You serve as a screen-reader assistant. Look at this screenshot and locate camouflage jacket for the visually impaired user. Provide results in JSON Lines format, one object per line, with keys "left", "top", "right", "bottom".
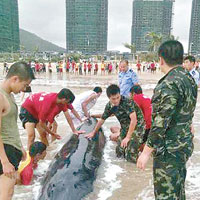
{"left": 102, "top": 96, "right": 145, "bottom": 138}
{"left": 147, "top": 66, "right": 197, "bottom": 162}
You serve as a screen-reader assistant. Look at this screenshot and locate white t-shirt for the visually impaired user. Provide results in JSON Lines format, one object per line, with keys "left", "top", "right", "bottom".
{"left": 190, "top": 68, "right": 199, "bottom": 85}
{"left": 72, "top": 90, "right": 97, "bottom": 116}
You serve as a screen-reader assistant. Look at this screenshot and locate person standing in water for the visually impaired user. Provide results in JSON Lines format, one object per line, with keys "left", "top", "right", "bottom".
{"left": 0, "top": 61, "right": 35, "bottom": 200}
{"left": 137, "top": 40, "right": 197, "bottom": 199}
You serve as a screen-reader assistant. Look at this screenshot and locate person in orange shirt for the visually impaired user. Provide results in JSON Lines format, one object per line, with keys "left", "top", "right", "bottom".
{"left": 101, "top": 61, "right": 105, "bottom": 75}
{"left": 17, "top": 142, "right": 47, "bottom": 185}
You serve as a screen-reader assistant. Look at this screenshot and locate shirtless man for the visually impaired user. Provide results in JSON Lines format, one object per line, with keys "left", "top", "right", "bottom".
{"left": 0, "top": 61, "right": 35, "bottom": 200}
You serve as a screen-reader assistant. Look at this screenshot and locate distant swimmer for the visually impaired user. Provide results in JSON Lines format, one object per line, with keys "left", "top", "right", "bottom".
{"left": 17, "top": 142, "right": 47, "bottom": 185}
{"left": 85, "top": 84, "right": 145, "bottom": 163}
{"left": 70, "top": 87, "right": 102, "bottom": 128}
{"left": 19, "top": 89, "right": 84, "bottom": 150}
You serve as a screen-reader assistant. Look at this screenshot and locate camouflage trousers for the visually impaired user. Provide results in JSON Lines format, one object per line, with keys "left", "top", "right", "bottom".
{"left": 153, "top": 153, "right": 187, "bottom": 200}
{"left": 115, "top": 127, "right": 144, "bottom": 163}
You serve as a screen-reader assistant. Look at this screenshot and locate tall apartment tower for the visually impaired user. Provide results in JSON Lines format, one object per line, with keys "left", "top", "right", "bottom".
{"left": 188, "top": 0, "right": 200, "bottom": 55}
{"left": 0, "top": 0, "right": 20, "bottom": 52}
{"left": 131, "top": 0, "right": 174, "bottom": 52}
{"left": 66, "top": 0, "right": 108, "bottom": 55}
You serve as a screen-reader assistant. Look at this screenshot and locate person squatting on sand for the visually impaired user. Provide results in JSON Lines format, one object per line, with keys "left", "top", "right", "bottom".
{"left": 0, "top": 62, "right": 35, "bottom": 200}
{"left": 137, "top": 40, "right": 197, "bottom": 199}
{"left": 85, "top": 84, "right": 145, "bottom": 163}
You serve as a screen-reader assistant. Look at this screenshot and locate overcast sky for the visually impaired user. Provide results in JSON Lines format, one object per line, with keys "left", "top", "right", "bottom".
{"left": 18, "top": 0, "right": 192, "bottom": 53}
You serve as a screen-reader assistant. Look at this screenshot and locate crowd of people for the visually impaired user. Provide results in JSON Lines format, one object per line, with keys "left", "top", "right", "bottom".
{"left": 24, "top": 60, "right": 120, "bottom": 76}
{"left": 0, "top": 40, "right": 199, "bottom": 200}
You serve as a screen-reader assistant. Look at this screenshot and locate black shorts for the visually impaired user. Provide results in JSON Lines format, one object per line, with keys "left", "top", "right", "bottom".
{"left": 19, "top": 107, "right": 39, "bottom": 128}
{"left": 0, "top": 144, "right": 22, "bottom": 175}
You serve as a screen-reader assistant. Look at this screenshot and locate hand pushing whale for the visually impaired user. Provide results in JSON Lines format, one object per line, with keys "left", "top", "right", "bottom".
{"left": 38, "top": 117, "right": 106, "bottom": 200}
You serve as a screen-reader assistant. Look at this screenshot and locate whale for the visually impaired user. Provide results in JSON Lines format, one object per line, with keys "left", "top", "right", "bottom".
{"left": 37, "top": 117, "right": 106, "bottom": 200}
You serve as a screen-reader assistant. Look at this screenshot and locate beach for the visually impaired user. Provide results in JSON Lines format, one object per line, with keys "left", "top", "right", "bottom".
{"left": 0, "top": 67, "right": 199, "bottom": 200}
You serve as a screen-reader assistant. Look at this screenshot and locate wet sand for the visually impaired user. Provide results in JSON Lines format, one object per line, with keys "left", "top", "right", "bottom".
{"left": 0, "top": 68, "right": 199, "bottom": 200}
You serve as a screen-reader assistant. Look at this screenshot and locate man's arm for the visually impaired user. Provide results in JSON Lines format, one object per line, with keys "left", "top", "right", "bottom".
{"left": 81, "top": 93, "right": 97, "bottom": 118}
{"left": 137, "top": 145, "right": 154, "bottom": 170}
{"left": 91, "top": 114, "right": 103, "bottom": 118}
{"left": 64, "top": 111, "right": 84, "bottom": 135}
{"left": 120, "top": 112, "right": 137, "bottom": 148}
{"left": 71, "top": 109, "right": 82, "bottom": 122}
{"left": 85, "top": 119, "right": 105, "bottom": 139}
{"left": 131, "top": 71, "right": 139, "bottom": 85}
{"left": 38, "top": 121, "right": 61, "bottom": 139}
{"left": 85, "top": 102, "right": 111, "bottom": 139}
{"left": 0, "top": 95, "right": 15, "bottom": 179}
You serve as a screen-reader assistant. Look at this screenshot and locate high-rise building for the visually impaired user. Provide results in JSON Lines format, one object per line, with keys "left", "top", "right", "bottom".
{"left": 188, "top": 0, "right": 200, "bottom": 55}
{"left": 66, "top": 0, "right": 108, "bottom": 55}
{"left": 0, "top": 0, "right": 20, "bottom": 52}
{"left": 131, "top": 0, "right": 174, "bottom": 52}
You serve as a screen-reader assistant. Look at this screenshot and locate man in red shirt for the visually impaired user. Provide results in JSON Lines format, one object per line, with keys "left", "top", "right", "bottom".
{"left": 150, "top": 62, "right": 156, "bottom": 73}
{"left": 87, "top": 62, "right": 92, "bottom": 75}
{"left": 66, "top": 61, "right": 70, "bottom": 73}
{"left": 35, "top": 62, "right": 40, "bottom": 73}
{"left": 19, "top": 89, "right": 83, "bottom": 149}
{"left": 84, "top": 61, "right": 87, "bottom": 75}
{"left": 46, "top": 103, "right": 82, "bottom": 142}
{"left": 94, "top": 62, "right": 98, "bottom": 75}
{"left": 72, "top": 61, "right": 76, "bottom": 73}
{"left": 130, "top": 85, "right": 152, "bottom": 143}
{"left": 136, "top": 62, "right": 141, "bottom": 74}
{"left": 17, "top": 141, "right": 47, "bottom": 185}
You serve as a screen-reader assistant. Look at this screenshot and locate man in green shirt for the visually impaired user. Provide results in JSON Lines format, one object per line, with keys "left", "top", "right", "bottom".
{"left": 137, "top": 41, "right": 197, "bottom": 199}
{"left": 0, "top": 62, "right": 35, "bottom": 200}
{"left": 85, "top": 84, "right": 145, "bottom": 163}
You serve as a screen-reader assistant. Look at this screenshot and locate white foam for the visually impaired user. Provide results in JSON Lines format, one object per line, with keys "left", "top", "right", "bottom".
{"left": 96, "top": 129, "right": 124, "bottom": 200}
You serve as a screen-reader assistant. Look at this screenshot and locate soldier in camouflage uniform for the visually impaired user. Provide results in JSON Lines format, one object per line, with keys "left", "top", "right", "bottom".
{"left": 137, "top": 40, "right": 197, "bottom": 199}
{"left": 85, "top": 84, "right": 145, "bottom": 163}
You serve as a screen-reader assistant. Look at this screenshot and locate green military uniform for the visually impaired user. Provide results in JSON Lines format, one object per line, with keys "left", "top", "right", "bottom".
{"left": 102, "top": 96, "right": 145, "bottom": 163}
{"left": 146, "top": 66, "right": 197, "bottom": 199}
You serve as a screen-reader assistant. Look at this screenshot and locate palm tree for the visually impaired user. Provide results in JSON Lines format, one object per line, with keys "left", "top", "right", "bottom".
{"left": 124, "top": 43, "right": 136, "bottom": 61}
{"left": 168, "top": 34, "right": 179, "bottom": 41}
{"left": 124, "top": 43, "right": 136, "bottom": 54}
{"left": 146, "top": 32, "right": 163, "bottom": 52}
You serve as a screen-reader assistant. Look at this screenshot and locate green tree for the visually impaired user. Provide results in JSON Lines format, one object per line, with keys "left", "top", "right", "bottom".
{"left": 168, "top": 34, "right": 179, "bottom": 41}
{"left": 124, "top": 43, "right": 136, "bottom": 61}
{"left": 146, "top": 32, "right": 163, "bottom": 52}
{"left": 124, "top": 43, "right": 136, "bottom": 54}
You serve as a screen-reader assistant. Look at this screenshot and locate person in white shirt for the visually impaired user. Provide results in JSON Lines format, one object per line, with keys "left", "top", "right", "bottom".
{"left": 70, "top": 87, "right": 102, "bottom": 127}
{"left": 184, "top": 55, "right": 199, "bottom": 85}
